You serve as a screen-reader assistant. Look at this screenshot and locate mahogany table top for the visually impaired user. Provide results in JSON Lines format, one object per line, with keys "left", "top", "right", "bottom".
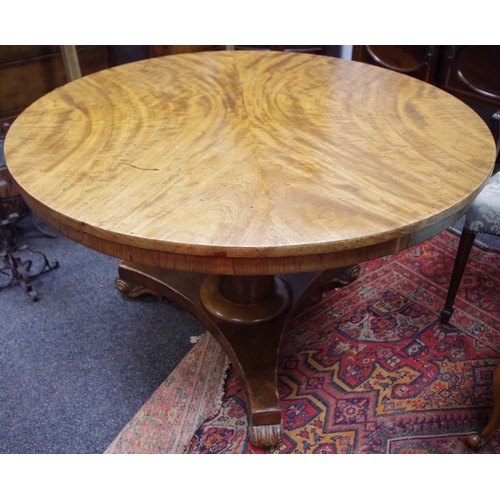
{"left": 4, "top": 51, "right": 496, "bottom": 275}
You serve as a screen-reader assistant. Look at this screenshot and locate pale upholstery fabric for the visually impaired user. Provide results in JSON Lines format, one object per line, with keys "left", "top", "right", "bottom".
{"left": 465, "top": 172, "right": 500, "bottom": 236}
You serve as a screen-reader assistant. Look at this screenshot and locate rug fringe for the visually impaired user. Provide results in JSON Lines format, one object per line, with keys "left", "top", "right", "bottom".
{"left": 104, "top": 332, "right": 230, "bottom": 454}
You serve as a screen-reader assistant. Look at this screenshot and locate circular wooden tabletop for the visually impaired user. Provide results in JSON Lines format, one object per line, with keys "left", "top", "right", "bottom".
{"left": 4, "top": 51, "right": 496, "bottom": 275}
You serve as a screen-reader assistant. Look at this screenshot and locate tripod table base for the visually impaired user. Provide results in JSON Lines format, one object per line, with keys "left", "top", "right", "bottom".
{"left": 115, "top": 261, "right": 359, "bottom": 447}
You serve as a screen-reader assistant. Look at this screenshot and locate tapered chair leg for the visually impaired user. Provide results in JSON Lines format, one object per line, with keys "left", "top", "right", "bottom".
{"left": 440, "top": 230, "right": 477, "bottom": 324}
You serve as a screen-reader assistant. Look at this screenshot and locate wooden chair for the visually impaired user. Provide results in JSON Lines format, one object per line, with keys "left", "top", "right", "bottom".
{"left": 440, "top": 110, "right": 500, "bottom": 451}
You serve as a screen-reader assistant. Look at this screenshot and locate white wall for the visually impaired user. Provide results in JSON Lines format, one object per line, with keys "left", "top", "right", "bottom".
{"left": 340, "top": 45, "right": 353, "bottom": 60}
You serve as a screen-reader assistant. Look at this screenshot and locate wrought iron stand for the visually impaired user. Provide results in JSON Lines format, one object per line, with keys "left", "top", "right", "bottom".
{"left": 0, "top": 182, "right": 59, "bottom": 300}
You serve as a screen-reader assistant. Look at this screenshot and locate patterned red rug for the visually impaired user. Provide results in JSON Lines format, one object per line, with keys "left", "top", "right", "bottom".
{"left": 106, "top": 229, "right": 500, "bottom": 454}
{"left": 105, "top": 332, "right": 230, "bottom": 454}
{"left": 185, "top": 230, "right": 500, "bottom": 453}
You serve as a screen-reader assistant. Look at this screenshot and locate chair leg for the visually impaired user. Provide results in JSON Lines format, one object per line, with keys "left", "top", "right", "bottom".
{"left": 440, "top": 230, "right": 477, "bottom": 324}
{"left": 467, "top": 361, "right": 500, "bottom": 451}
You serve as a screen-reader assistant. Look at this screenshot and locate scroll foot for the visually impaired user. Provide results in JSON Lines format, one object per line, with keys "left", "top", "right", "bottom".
{"left": 114, "top": 277, "right": 159, "bottom": 299}
{"left": 248, "top": 423, "right": 283, "bottom": 448}
{"left": 327, "top": 264, "right": 361, "bottom": 288}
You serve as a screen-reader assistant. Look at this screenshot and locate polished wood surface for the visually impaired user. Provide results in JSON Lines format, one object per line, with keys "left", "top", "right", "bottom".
{"left": 4, "top": 51, "right": 495, "bottom": 275}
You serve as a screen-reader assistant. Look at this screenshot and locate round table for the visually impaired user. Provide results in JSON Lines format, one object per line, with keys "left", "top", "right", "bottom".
{"left": 4, "top": 50, "right": 496, "bottom": 447}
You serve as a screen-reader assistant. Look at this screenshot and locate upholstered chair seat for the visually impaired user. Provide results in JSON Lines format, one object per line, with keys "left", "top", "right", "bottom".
{"left": 465, "top": 172, "right": 500, "bottom": 236}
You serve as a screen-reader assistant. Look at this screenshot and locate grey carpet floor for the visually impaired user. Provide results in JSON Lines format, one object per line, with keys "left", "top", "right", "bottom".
{"left": 1, "top": 216, "right": 205, "bottom": 453}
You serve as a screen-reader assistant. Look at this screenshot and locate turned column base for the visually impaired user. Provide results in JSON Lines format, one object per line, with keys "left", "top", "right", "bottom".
{"left": 200, "top": 275, "right": 292, "bottom": 324}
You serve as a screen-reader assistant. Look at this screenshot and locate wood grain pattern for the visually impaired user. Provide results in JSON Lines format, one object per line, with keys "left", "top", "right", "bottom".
{"left": 4, "top": 51, "right": 496, "bottom": 275}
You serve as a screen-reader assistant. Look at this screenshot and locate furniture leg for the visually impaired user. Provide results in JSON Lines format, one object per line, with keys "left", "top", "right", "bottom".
{"left": 440, "top": 230, "right": 476, "bottom": 324}
{"left": 115, "top": 261, "right": 359, "bottom": 447}
{"left": 467, "top": 361, "right": 500, "bottom": 451}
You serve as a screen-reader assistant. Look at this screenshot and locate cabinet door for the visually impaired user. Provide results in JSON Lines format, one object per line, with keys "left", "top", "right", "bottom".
{"left": 437, "top": 45, "right": 500, "bottom": 111}
{"left": 352, "top": 45, "right": 439, "bottom": 83}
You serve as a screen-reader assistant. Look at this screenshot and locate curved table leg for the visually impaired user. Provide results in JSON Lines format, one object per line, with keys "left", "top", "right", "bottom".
{"left": 208, "top": 304, "right": 289, "bottom": 447}
{"left": 115, "top": 261, "right": 359, "bottom": 447}
{"left": 467, "top": 361, "right": 500, "bottom": 451}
